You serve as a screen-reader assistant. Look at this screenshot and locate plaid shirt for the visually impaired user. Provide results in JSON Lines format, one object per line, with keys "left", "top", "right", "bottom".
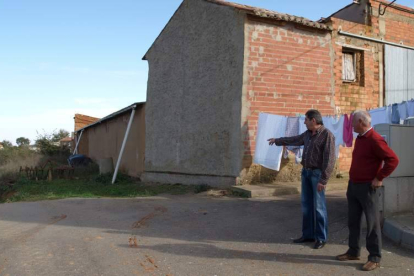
{"left": 274, "top": 126, "right": 336, "bottom": 185}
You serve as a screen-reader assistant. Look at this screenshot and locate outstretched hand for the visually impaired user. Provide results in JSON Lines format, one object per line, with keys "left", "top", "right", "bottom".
{"left": 268, "top": 138, "right": 276, "bottom": 145}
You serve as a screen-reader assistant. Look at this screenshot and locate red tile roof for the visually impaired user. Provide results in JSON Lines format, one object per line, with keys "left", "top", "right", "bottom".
{"left": 206, "top": 0, "right": 333, "bottom": 30}
{"left": 59, "top": 137, "right": 73, "bottom": 142}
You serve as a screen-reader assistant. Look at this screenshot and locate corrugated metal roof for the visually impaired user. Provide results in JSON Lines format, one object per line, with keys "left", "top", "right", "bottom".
{"left": 206, "top": 0, "right": 333, "bottom": 30}
{"left": 75, "top": 102, "right": 145, "bottom": 133}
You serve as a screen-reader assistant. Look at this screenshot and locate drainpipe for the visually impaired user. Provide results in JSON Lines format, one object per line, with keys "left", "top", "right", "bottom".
{"left": 73, "top": 129, "right": 84, "bottom": 155}
{"left": 112, "top": 106, "right": 136, "bottom": 184}
{"left": 379, "top": 50, "right": 384, "bottom": 107}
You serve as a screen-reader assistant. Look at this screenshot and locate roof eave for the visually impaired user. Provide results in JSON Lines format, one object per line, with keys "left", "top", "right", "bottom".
{"left": 75, "top": 102, "right": 146, "bottom": 133}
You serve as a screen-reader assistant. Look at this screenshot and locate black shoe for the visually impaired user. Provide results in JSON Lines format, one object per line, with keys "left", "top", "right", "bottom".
{"left": 314, "top": 240, "right": 326, "bottom": 249}
{"left": 293, "top": 237, "right": 315, "bottom": 243}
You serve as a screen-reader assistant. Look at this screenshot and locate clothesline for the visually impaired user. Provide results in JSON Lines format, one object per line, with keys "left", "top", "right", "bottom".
{"left": 253, "top": 98, "right": 414, "bottom": 171}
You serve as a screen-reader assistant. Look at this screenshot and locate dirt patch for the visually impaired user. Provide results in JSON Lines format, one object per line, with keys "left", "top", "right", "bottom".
{"left": 0, "top": 190, "right": 17, "bottom": 201}
{"left": 131, "top": 206, "right": 167, "bottom": 229}
{"left": 239, "top": 153, "right": 341, "bottom": 185}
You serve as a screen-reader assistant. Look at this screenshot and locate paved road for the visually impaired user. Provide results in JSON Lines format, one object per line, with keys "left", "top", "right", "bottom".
{"left": 0, "top": 191, "right": 413, "bottom": 276}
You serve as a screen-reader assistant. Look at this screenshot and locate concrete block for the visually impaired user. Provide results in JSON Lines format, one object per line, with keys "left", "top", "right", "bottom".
{"left": 98, "top": 158, "right": 114, "bottom": 174}
{"left": 383, "top": 213, "right": 414, "bottom": 252}
{"left": 383, "top": 177, "right": 414, "bottom": 216}
{"left": 383, "top": 219, "right": 403, "bottom": 244}
{"left": 401, "top": 229, "right": 414, "bottom": 251}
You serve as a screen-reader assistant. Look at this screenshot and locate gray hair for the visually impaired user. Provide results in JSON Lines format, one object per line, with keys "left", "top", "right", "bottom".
{"left": 353, "top": 110, "right": 371, "bottom": 126}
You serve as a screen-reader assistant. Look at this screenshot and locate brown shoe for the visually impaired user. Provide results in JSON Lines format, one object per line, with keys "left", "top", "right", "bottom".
{"left": 362, "top": 261, "right": 380, "bottom": 271}
{"left": 336, "top": 253, "right": 360, "bottom": 261}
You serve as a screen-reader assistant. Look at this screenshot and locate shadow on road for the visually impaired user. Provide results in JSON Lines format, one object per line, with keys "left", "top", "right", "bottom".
{"left": 119, "top": 242, "right": 360, "bottom": 268}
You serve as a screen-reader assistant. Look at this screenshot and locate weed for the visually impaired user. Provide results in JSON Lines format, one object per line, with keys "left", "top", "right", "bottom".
{"left": 229, "top": 189, "right": 249, "bottom": 198}
{"left": 194, "top": 184, "right": 210, "bottom": 194}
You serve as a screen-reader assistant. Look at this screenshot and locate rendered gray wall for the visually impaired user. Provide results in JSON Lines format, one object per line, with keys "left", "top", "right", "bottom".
{"left": 144, "top": 0, "right": 245, "bottom": 184}
{"left": 382, "top": 177, "right": 414, "bottom": 217}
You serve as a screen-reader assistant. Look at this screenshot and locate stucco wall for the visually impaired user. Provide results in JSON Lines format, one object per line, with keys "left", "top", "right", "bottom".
{"left": 143, "top": 0, "right": 245, "bottom": 184}
{"left": 78, "top": 106, "right": 145, "bottom": 177}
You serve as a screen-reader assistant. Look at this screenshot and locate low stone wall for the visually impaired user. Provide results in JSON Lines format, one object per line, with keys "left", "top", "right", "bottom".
{"left": 382, "top": 177, "right": 414, "bottom": 217}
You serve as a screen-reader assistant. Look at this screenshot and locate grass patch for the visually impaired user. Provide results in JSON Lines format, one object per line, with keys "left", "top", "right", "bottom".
{"left": 1, "top": 173, "right": 204, "bottom": 203}
{"left": 0, "top": 153, "right": 212, "bottom": 203}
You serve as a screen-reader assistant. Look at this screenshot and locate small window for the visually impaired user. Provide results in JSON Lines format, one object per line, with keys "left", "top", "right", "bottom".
{"left": 342, "top": 52, "right": 356, "bottom": 81}
{"left": 342, "top": 48, "right": 364, "bottom": 86}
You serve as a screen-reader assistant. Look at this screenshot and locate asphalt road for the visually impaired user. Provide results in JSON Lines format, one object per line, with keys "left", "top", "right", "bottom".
{"left": 0, "top": 191, "right": 413, "bottom": 276}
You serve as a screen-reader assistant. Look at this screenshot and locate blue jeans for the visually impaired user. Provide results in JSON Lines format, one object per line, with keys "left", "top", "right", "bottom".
{"left": 301, "top": 168, "right": 328, "bottom": 242}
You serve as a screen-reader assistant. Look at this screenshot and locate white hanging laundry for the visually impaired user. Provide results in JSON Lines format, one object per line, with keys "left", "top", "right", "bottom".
{"left": 253, "top": 113, "right": 288, "bottom": 171}
{"left": 323, "top": 115, "right": 344, "bottom": 158}
{"left": 369, "top": 106, "right": 391, "bottom": 126}
{"left": 407, "top": 100, "right": 414, "bottom": 117}
{"left": 284, "top": 117, "right": 300, "bottom": 159}
{"left": 386, "top": 105, "right": 393, "bottom": 124}
{"left": 294, "top": 116, "right": 307, "bottom": 163}
{"left": 299, "top": 116, "right": 307, "bottom": 134}
{"left": 398, "top": 102, "right": 409, "bottom": 120}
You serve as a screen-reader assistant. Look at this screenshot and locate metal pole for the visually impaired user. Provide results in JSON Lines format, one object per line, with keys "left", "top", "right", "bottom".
{"left": 338, "top": 30, "right": 414, "bottom": 51}
{"left": 73, "top": 129, "right": 84, "bottom": 155}
{"left": 112, "top": 106, "right": 136, "bottom": 184}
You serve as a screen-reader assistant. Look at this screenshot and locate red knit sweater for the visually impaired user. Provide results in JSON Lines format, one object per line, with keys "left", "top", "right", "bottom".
{"left": 349, "top": 128, "right": 399, "bottom": 182}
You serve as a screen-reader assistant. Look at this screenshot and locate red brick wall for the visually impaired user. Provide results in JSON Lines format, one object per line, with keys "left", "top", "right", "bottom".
{"left": 330, "top": 1, "right": 414, "bottom": 172}
{"left": 242, "top": 18, "right": 335, "bottom": 168}
{"left": 241, "top": 4, "right": 414, "bottom": 174}
{"left": 371, "top": 0, "right": 414, "bottom": 47}
{"left": 330, "top": 18, "right": 381, "bottom": 172}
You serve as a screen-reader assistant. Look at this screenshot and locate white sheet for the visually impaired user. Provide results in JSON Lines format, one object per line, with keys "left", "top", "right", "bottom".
{"left": 253, "top": 113, "right": 288, "bottom": 171}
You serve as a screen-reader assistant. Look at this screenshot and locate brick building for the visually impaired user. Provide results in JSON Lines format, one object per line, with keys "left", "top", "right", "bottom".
{"left": 143, "top": 0, "right": 414, "bottom": 186}
{"left": 325, "top": 0, "right": 414, "bottom": 171}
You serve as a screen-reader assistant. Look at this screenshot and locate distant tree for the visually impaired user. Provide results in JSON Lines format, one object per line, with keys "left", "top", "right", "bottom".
{"left": 52, "top": 129, "right": 70, "bottom": 142}
{"left": 1, "top": 140, "right": 13, "bottom": 148}
{"left": 35, "top": 129, "right": 71, "bottom": 156}
{"left": 16, "top": 137, "right": 31, "bottom": 147}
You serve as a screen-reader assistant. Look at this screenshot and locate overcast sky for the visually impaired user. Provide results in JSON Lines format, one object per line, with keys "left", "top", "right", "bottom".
{"left": 1, "top": 0, "right": 412, "bottom": 144}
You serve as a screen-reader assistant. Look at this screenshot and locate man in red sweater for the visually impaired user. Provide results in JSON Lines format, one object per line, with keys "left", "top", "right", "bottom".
{"left": 336, "top": 110, "right": 399, "bottom": 271}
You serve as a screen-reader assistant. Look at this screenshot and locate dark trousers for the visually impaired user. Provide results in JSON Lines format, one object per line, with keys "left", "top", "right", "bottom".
{"left": 346, "top": 181, "right": 382, "bottom": 263}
